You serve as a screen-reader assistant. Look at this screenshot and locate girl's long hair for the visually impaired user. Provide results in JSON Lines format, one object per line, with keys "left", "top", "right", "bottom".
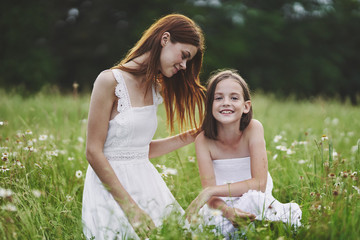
{"left": 112, "top": 14, "right": 206, "bottom": 132}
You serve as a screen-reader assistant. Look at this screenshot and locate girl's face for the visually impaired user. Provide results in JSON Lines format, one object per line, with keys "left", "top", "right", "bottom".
{"left": 212, "top": 78, "right": 250, "bottom": 126}
{"left": 159, "top": 34, "right": 198, "bottom": 77}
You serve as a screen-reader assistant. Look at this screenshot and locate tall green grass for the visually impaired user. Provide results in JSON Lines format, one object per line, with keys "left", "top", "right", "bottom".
{"left": 0, "top": 90, "right": 359, "bottom": 239}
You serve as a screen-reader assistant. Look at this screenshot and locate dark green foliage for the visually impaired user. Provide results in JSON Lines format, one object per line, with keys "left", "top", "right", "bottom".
{"left": 0, "top": 0, "right": 359, "bottom": 103}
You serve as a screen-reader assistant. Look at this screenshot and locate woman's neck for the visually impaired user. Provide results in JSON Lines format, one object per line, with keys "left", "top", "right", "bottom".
{"left": 124, "top": 52, "right": 150, "bottom": 69}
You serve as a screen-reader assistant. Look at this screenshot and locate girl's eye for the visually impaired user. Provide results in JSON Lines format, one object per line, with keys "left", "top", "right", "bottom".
{"left": 215, "top": 97, "right": 222, "bottom": 100}
{"left": 231, "top": 97, "right": 239, "bottom": 100}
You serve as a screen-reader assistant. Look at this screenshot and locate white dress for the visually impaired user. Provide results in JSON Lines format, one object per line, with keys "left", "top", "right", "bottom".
{"left": 199, "top": 157, "right": 302, "bottom": 237}
{"left": 82, "top": 69, "right": 184, "bottom": 240}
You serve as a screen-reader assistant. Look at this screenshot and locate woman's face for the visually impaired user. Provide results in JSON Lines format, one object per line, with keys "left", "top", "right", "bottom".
{"left": 159, "top": 40, "right": 198, "bottom": 78}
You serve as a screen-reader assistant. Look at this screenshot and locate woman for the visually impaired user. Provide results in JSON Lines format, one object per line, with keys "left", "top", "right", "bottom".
{"left": 81, "top": 14, "right": 206, "bottom": 239}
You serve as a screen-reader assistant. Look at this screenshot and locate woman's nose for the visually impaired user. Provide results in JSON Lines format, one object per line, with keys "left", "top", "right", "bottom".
{"left": 180, "top": 60, "right": 186, "bottom": 70}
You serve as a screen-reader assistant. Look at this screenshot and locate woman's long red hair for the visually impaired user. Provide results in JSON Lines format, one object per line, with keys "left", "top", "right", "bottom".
{"left": 112, "top": 13, "right": 206, "bottom": 132}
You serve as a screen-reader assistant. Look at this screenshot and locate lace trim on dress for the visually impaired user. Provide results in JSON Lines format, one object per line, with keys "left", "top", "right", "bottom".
{"left": 105, "top": 150, "right": 148, "bottom": 162}
{"left": 112, "top": 69, "right": 131, "bottom": 113}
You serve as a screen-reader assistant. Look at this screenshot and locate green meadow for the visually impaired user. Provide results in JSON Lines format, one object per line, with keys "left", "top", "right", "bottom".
{"left": 0, "top": 90, "right": 359, "bottom": 239}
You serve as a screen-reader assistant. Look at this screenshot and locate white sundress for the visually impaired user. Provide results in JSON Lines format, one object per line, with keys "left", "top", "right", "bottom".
{"left": 82, "top": 69, "right": 184, "bottom": 240}
{"left": 198, "top": 157, "right": 302, "bottom": 238}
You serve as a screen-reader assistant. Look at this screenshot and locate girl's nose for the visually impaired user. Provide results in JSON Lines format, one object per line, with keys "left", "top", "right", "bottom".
{"left": 222, "top": 97, "right": 230, "bottom": 105}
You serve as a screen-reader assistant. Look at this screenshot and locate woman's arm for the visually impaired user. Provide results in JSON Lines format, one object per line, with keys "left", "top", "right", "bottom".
{"left": 148, "top": 129, "right": 198, "bottom": 158}
{"left": 86, "top": 70, "right": 155, "bottom": 236}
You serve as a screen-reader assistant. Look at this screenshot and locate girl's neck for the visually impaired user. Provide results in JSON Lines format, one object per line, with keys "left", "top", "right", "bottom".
{"left": 216, "top": 123, "right": 243, "bottom": 145}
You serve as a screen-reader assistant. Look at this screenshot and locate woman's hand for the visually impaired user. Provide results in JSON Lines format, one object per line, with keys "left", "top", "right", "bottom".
{"left": 126, "top": 206, "right": 156, "bottom": 239}
{"left": 185, "top": 187, "right": 214, "bottom": 222}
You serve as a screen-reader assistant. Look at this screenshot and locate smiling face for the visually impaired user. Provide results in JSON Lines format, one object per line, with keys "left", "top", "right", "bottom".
{"left": 159, "top": 33, "right": 198, "bottom": 77}
{"left": 212, "top": 78, "right": 250, "bottom": 126}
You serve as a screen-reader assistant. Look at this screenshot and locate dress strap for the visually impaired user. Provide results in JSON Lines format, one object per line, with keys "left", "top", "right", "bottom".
{"left": 152, "top": 84, "right": 163, "bottom": 105}
{"left": 111, "top": 69, "right": 131, "bottom": 113}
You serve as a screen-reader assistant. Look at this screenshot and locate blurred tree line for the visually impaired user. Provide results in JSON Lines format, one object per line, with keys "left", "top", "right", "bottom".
{"left": 1, "top": 0, "right": 359, "bottom": 104}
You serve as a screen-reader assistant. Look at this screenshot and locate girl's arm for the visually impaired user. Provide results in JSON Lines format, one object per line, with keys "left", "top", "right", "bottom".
{"left": 86, "top": 70, "right": 154, "bottom": 237}
{"left": 203, "top": 120, "right": 268, "bottom": 197}
{"left": 187, "top": 132, "right": 255, "bottom": 221}
{"left": 148, "top": 129, "right": 198, "bottom": 158}
{"left": 187, "top": 120, "right": 266, "bottom": 219}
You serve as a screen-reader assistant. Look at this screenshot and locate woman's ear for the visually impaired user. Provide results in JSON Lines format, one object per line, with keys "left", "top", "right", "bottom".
{"left": 161, "top": 32, "right": 171, "bottom": 47}
{"left": 243, "top": 100, "right": 251, "bottom": 114}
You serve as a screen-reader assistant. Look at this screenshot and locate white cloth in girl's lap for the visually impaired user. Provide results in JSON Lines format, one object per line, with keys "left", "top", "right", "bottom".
{"left": 199, "top": 157, "right": 302, "bottom": 237}
{"left": 82, "top": 69, "right": 183, "bottom": 240}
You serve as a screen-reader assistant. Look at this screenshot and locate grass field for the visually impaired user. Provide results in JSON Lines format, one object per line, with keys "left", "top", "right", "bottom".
{"left": 0, "top": 90, "right": 359, "bottom": 239}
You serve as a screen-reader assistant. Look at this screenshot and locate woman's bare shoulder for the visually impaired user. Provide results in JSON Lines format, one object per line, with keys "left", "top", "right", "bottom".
{"left": 92, "top": 69, "right": 118, "bottom": 91}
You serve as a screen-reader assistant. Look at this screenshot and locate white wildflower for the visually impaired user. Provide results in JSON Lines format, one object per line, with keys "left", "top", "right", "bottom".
{"left": 352, "top": 186, "right": 360, "bottom": 194}
{"left": 276, "top": 145, "right": 287, "bottom": 151}
{"left": 66, "top": 195, "right": 73, "bottom": 201}
{"left": 156, "top": 164, "right": 166, "bottom": 170}
{"left": 321, "top": 135, "right": 328, "bottom": 141}
{"left": 39, "top": 135, "right": 48, "bottom": 141}
{"left": 25, "top": 130, "right": 33, "bottom": 135}
{"left": 286, "top": 149, "right": 295, "bottom": 155}
{"left": 210, "top": 209, "right": 222, "bottom": 217}
{"left": 332, "top": 118, "right": 339, "bottom": 125}
{"left": 78, "top": 137, "right": 84, "bottom": 143}
{"left": 188, "top": 156, "right": 195, "bottom": 162}
{"left": 1, "top": 166, "right": 10, "bottom": 172}
{"left": 46, "top": 150, "right": 58, "bottom": 157}
{"left": 0, "top": 121, "right": 3, "bottom": 126}
{"left": 58, "top": 150, "right": 67, "bottom": 155}
{"left": 0, "top": 187, "right": 13, "bottom": 198}
{"left": 347, "top": 131, "right": 354, "bottom": 136}
{"left": 34, "top": 163, "right": 42, "bottom": 169}
{"left": 163, "top": 168, "right": 178, "bottom": 176}
{"left": 273, "top": 135, "right": 282, "bottom": 143}
{"left": 1, "top": 152, "right": 9, "bottom": 161}
{"left": 24, "top": 146, "right": 34, "bottom": 152}
{"left": 1, "top": 203, "right": 17, "bottom": 212}
{"left": 32, "top": 189, "right": 42, "bottom": 198}
{"left": 273, "top": 154, "right": 278, "bottom": 160}
{"left": 298, "top": 159, "right": 307, "bottom": 164}
{"left": 68, "top": 157, "right": 75, "bottom": 161}
{"left": 75, "top": 170, "right": 83, "bottom": 178}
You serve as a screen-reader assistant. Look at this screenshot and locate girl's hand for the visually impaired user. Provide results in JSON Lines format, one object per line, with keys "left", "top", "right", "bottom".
{"left": 126, "top": 206, "right": 155, "bottom": 239}
{"left": 223, "top": 206, "right": 255, "bottom": 226}
{"left": 185, "top": 187, "right": 213, "bottom": 222}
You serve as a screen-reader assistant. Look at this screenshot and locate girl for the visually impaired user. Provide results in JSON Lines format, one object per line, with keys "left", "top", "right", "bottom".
{"left": 186, "top": 69, "right": 302, "bottom": 237}
{"left": 82, "top": 14, "right": 206, "bottom": 240}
